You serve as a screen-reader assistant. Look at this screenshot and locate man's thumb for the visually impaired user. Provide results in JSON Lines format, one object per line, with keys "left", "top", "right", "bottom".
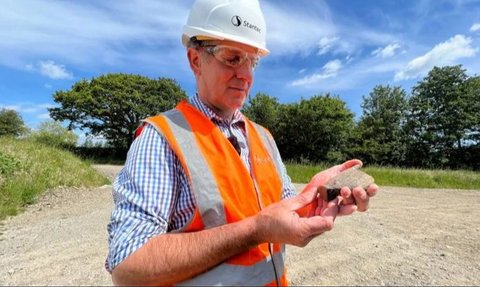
{"left": 286, "top": 186, "right": 317, "bottom": 211}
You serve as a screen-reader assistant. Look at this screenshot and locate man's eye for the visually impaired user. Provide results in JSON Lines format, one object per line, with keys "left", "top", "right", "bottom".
{"left": 224, "top": 55, "right": 241, "bottom": 66}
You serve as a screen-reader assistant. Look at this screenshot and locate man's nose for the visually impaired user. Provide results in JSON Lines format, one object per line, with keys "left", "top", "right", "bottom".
{"left": 234, "top": 63, "right": 253, "bottom": 81}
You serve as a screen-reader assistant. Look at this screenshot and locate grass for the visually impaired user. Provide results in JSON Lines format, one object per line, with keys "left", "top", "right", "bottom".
{"left": 286, "top": 162, "right": 480, "bottom": 190}
{"left": 1, "top": 136, "right": 479, "bottom": 220}
{"left": 0, "top": 137, "right": 110, "bottom": 220}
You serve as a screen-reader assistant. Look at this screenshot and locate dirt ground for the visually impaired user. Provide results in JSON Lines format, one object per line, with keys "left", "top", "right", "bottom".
{"left": 0, "top": 164, "right": 479, "bottom": 286}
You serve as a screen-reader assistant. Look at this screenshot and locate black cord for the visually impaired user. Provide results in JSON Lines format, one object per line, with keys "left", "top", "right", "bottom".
{"left": 268, "top": 243, "right": 280, "bottom": 286}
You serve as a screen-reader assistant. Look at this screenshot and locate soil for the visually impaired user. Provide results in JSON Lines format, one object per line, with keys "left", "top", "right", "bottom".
{"left": 0, "top": 164, "right": 479, "bottom": 286}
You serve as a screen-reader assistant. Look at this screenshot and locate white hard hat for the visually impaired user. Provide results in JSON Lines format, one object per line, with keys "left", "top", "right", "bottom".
{"left": 182, "top": 0, "right": 269, "bottom": 56}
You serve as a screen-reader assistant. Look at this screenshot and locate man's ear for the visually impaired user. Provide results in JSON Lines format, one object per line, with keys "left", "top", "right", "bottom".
{"left": 187, "top": 48, "right": 201, "bottom": 76}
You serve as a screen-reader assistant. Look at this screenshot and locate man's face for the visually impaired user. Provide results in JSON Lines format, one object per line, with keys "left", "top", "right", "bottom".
{"left": 189, "top": 40, "right": 259, "bottom": 119}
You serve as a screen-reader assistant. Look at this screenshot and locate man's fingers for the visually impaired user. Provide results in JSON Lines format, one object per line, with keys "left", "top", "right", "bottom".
{"left": 317, "top": 159, "right": 364, "bottom": 181}
{"left": 322, "top": 197, "right": 339, "bottom": 220}
{"left": 306, "top": 198, "right": 339, "bottom": 233}
{"left": 340, "top": 187, "right": 354, "bottom": 204}
{"left": 338, "top": 204, "right": 357, "bottom": 216}
{"left": 294, "top": 197, "right": 341, "bottom": 246}
{"left": 352, "top": 187, "right": 369, "bottom": 212}
{"left": 301, "top": 213, "right": 335, "bottom": 236}
{"left": 339, "top": 159, "right": 363, "bottom": 172}
{"left": 367, "top": 184, "right": 378, "bottom": 197}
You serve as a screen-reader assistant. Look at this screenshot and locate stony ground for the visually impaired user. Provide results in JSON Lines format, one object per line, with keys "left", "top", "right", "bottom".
{"left": 0, "top": 164, "right": 479, "bottom": 286}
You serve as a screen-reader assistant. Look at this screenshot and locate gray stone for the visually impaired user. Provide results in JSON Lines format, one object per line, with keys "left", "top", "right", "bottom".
{"left": 318, "top": 168, "right": 374, "bottom": 201}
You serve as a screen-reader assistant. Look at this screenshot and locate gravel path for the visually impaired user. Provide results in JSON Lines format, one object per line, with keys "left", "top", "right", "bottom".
{"left": 0, "top": 165, "right": 479, "bottom": 285}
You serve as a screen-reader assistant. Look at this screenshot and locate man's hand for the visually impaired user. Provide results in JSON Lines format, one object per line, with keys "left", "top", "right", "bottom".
{"left": 253, "top": 159, "right": 379, "bottom": 247}
{"left": 304, "top": 159, "right": 378, "bottom": 215}
{"left": 254, "top": 186, "right": 340, "bottom": 247}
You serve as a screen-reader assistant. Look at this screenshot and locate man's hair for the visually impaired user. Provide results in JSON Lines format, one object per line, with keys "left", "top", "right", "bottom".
{"left": 186, "top": 37, "right": 213, "bottom": 63}
{"left": 186, "top": 37, "right": 203, "bottom": 49}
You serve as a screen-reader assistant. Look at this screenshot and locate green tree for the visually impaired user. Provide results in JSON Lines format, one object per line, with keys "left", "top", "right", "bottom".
{"left": 49, "top": 73, "right": 187, "bottom": 149}
{"left": 463, "top": 76, "right": 480, "bottom": 144}
{"left": 354, "top": 85, "right": 408, "bottom": 166}
{"left": 0, "top": 109, "right": 27, "bottom": 137}
{"left": 276, "top": 94, "right": 354, "bottom": 163}
{"left": 242, "top": 93, "right": 281, "bottom": 136}
{"left": 405, "top": 65, "right": 474, "bottom": 168}
{"left": 456, "top": 75, "right": 480, "bottom": 170}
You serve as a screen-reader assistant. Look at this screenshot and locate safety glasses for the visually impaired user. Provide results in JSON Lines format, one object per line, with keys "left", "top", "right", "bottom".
{"left": 202, "top": 45, "right": 260, "bottom": 71}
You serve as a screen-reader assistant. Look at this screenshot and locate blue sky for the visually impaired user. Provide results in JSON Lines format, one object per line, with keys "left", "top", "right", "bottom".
{"left": 1, "top": 0, "right": 480, "bottom": 142}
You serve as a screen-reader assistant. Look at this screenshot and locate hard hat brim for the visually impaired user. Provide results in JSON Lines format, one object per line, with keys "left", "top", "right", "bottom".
{"left": 182, "top": 26, "right": 270, "bottom": 56}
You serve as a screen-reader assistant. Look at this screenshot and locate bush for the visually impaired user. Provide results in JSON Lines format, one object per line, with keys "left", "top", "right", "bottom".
{"left": 30, "top": 121, "right": 78, "bottom": 149}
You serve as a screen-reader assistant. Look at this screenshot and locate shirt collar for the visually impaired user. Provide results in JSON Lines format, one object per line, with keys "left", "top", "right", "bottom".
{"left": 190, "top": 93, "right": 245, "bottom": 125}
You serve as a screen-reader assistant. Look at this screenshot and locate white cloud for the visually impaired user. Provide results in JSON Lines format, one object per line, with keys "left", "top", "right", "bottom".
{"left": 24, "top": 64, "right": 34, "bottom": 71}
{"left": 317, "top": 37, "right": 339, "bottom": 55}
{"left": 0, "top": 1, "right": 190, "bottom": 71}
{"left": 372, "top": 43, "right": 401, "bottom": 58}
{"left": 22, "top": 107, "right": 40, "bottom": 113}
{"left": 0, "top": 103, "right": 54, "bottom": 115}
{"left": 0, "top": 0, "right": 401, "bottom": 80}
{"left": 39, "top": 103, "right": 55, "bottom": 109}
{"left": 262, "top": 1, "right": 337, "bottom": 55}
{"left": 323, "top": 59, "right": 342, "bottom": 73}
{"left": 345, "top": 55, "right": 354, "bottom": 64}
{"left": 37, "top": 113, "right": 52, "bottom": 120}
{"left": 0, "top": 105, "right": 20, "bottom": 111}
{"left": 394, "top": 35, "right": 477, "bottom": 81}
{"left": 470, "top": 23, "right": 480, "bottom": 32}
{"left": 262, "top": 1, "right": 395, "bottom": 57}
{"left": 361, "top": 59, "right": 405, "bottom": 74}
{"left": 39, "top": 60, "right": 73, "bottom": 80}
{"left": 290, "top": 59, "right": 342, "bottom": 87}
{"left": 44, "top": 83, "right": 52, "bottom": 89}
{"left": 24, "top": 60, "right": 73, "bottom": 80}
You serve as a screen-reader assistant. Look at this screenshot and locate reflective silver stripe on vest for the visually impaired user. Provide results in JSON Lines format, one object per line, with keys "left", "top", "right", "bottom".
{"left": 177, "top": 250, "right": 285, "bottom": 286}
{"left": 250, "top": 122, "right": 283, "bottom": 183}
{"left": 146, "top": 110, "right": 227, "bottom": 228}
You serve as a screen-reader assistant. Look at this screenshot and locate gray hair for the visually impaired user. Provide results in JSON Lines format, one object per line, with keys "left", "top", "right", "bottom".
{"left": 186, "top": 37, "right": 203, "bottom": 49}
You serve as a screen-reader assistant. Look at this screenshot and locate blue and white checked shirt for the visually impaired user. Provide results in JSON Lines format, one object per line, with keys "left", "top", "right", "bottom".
{"left": 106, "top": 95, "right": 296, "bottom": 272}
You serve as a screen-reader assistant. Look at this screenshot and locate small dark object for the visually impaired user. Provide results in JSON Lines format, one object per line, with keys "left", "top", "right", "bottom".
{"left": 228, "top": 135, "right": 241, "bottom": 155}
{"left": 318, "top": 168, "right": 374, "bottom": 201}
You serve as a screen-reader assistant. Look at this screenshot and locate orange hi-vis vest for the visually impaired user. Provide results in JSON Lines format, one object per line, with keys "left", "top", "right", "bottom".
{"left": 143, "top": 101, "right": 288, "bottom": 286}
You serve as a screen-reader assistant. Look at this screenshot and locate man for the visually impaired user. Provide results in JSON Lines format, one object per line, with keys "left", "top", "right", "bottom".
{"left": 106, "top": 0, "right": 378, "bottom": 285}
